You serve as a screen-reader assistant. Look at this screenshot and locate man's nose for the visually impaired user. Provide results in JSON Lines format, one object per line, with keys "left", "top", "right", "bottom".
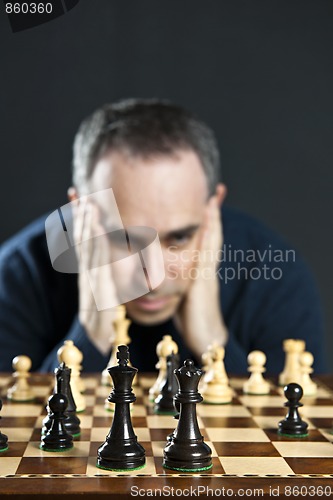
{"left": 127, "top": 227, "right": 165, "bottom": 291}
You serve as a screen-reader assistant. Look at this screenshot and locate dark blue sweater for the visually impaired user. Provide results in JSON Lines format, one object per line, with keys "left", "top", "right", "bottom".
{"left": 0, "top": 206, "right": 326, "bottom": 374}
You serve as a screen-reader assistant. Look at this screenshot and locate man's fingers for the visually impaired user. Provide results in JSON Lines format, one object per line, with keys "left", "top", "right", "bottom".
{"left": 195, "top": 196, "right": 222, "bottom": 271}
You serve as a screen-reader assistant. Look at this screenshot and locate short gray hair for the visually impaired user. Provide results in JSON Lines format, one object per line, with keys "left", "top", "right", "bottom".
{"left": 72, "top": 98, "right": 221, "bottom": 195}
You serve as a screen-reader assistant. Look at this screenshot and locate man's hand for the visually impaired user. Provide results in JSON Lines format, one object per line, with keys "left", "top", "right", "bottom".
{"left": 73, "top": 197, "right": 119, "bottom": 355}
{"left": 174, "top": 188, "right": 228, "bottom": 359}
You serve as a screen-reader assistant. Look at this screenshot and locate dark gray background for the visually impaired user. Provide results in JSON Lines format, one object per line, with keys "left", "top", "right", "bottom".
{"left": 1, "top": 1, "right": 332, "bottom": 366}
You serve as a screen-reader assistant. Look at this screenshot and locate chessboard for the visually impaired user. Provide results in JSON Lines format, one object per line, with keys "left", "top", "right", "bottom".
{"left": 1, "top": 373, "right": 333, "bottom": 499}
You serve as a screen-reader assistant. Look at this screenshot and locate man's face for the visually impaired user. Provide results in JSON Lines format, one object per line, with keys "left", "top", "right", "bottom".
{"left": 90, "top": 149, "right": 209, "bottom": 325}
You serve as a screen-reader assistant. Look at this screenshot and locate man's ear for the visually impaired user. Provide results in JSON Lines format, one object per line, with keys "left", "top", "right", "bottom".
{"left": 67, "top": 186, "right": 78, "bottom": 202}
{"left": 215, "top": 183, "right": 227, "bottom": 207}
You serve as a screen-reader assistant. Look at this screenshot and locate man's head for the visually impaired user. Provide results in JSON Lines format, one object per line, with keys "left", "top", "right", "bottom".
{"left": 70, "top": 98, "right": 226, "bottom": 324}
{"left": 72, "top": 98, "right": 221, "bottom": 197}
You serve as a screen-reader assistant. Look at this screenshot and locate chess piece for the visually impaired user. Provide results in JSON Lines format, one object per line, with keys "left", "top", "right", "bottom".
{"left": 149, "top": 335, "right": 178, "bottom": 402}
{"left": 57, "top": 340, "right": 86, "bottom": 411}
{"left": 279, "top": 339, "right": 305, "bottom": 386}
{"left": 40, "top": 393, "right": 73, "bottom": 451}
{"left": 201, "top": 345, "right": 233, "bottom": 404}
{"left": 55, "top": 363, "right": 81, "bottom": 437}
{"left": 101, "top": 305, "right": 133, "bottom": 386}
{"left": 163, "top": 359, "right": 212, "bottom": 471}
{"left": 7, "top": 355, "right": 34, "bottom": 402}
{"left": 154, "top": 352, "right": 179, "bottom": 415}
{"left": 243, "top": 350, "right": 270, "bottom": 395}
{"left": 278, "top": 383, "right": 308, "bottom": 437}
{"left": 43, "top": 363, "right": 81, "bottom": 437}
{"left": 200, "top": 343, "right": 217, "bottom": 385}
{"left": 0, "top": 399, "right": 8, "bottom": 452}
{"left": 97, "top": 345, "right": 145, "bottom": 470}
{"left": 300, "top": 351, "right": 317, "bottom": 396}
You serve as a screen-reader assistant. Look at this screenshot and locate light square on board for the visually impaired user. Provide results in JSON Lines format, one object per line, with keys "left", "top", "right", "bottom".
{"left": 0, "top": 376, "right": 11, "bottom": 387}
{"left": 1, "top": 404, "right": 42, "bottom": 418}
{"left": 84, "top": 395, "right": 96, "bottom": 407}
{"left": 82, "top": 377, "right": 99, "bottom": 389}
{"left": 92, "top": 405, "right": 114, "bottom": 417}
{"left": 30, "top": 386, "right": 52, "bottom": 398}
{"left": 229, "top": 377, "right": 247, "bottom": 389}
{"left": 147, "top": 415, "right": 179, "bottom": 429}
{"left": 138, "top": 376, "right": 154, "bottom": 390}
{"left": 95, "top": 386, "right": 112, "bottom": 398}
{"left": 131, "top": 404, "right": 147, "bottom": 417}
{"left": 220, "top": 456, "right": 294, "bottom": 475}
{"left": 0, "top": 457, "right": 22, "bottom": 475}
{"left": 78, "top": 415, "right": 93, "bottom": 429}
{"left": 206, "top": 427, "right": 270, "bottom": 442}
{"left": 197, "top": 404, "right": 251, "bottom": 417}
{"left": 301, "top": 406, "right": 333, "bottom": 418}
{"left": 23, "top": 441, "right": 90, "bottom": 457}
{"left": 239, "top": 395, "right": 285, "bottom": 408}
{"left": 310, "top": 386, "right": 331, "bottom": 398}
{"left": 151, "top": 440, "right": 168, "bottom": 458}
{"left": 1, "top": 427, "right": 34, "bottom": 441}
{"left": 273, "top": 441, "right": 333, "bottom": 458}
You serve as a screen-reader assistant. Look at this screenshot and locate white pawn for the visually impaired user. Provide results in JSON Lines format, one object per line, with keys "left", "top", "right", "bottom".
{"left": 101, "top": 305, "right": 132, "bottom": 386}
{"left": 57, "top": 340, "right": 86, "bottom": 412}
{"left": 279, "top": 339, "right": 305, "bottom": 386}
{"left": 149, "top": 335, "right": 178, "bottom": 402}
{"left": 199, "top": 342, "right": 219, "bottom": 391}
{"left": 7, "top": 355, "right": 34, "bottom": 402}
{"left": 201, "top": 345, "right": 233, "bottom": 404}
{"left": 243, "top": 351, "right": 270, "bottom": 395}
{"left": 300, "top": 351, "right": 317, "bottom": 396}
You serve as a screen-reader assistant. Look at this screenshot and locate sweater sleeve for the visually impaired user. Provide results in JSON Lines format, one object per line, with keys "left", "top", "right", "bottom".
{"left": 38, "top": 316, "right": 109, "bottom": 372}
{"left": 223, "top": 247, "right": 326, "bottom": 376}
{"left": 250, "top": 252, "right": 327, "bottom": 375}
{"left": 0, "top": 247, "right": 108, "bottom": 372}
{"left": 224, "top": 331, "right": 249, "bottom": 374}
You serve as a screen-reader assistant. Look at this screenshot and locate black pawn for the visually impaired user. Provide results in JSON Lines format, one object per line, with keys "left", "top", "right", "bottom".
{"left": 278, "top": 383, "right": 309, "bottom": 437}
{"left": 97, "top": 345, "right": 145, "bottom": 471}
{"left": 40, "top": 393, "right": 73, "bottom": 451}
{"left": 154, "top": 352, "right": 179, "bottom": 415}
{"left": 163, "top": 359, "right": 212, "bottom": 472}
{"left": 43, "top": 363, "right": 80, "bottom": 437}
{"left": 0, "top": 399, "right": 8, "bottom": 452}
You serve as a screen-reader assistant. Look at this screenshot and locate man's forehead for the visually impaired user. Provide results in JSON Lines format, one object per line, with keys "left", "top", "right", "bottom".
{"left": 91, "top": 149, "right": 208, "bottom": 194}
{"left": 91, "top": 150, "right": 208, "bottom": 229}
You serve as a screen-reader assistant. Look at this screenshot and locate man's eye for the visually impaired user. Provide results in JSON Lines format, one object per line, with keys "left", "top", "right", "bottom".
{"left": 169, "top": 234, "right": 191, "bottom": 246}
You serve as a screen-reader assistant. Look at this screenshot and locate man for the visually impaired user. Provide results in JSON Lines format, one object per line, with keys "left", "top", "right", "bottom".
{"left": 0, "top": 99, "right": 326, "bottom": 374}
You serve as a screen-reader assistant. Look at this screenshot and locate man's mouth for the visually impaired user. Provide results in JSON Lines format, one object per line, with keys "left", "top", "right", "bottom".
{"left": 134, "top": 296, "right": 171, "bottom": 311}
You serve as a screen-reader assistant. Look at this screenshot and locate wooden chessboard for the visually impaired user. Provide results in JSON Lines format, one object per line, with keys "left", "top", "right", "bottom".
{"left": 1, "top": 373, "right": 333, "bottom": 499}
